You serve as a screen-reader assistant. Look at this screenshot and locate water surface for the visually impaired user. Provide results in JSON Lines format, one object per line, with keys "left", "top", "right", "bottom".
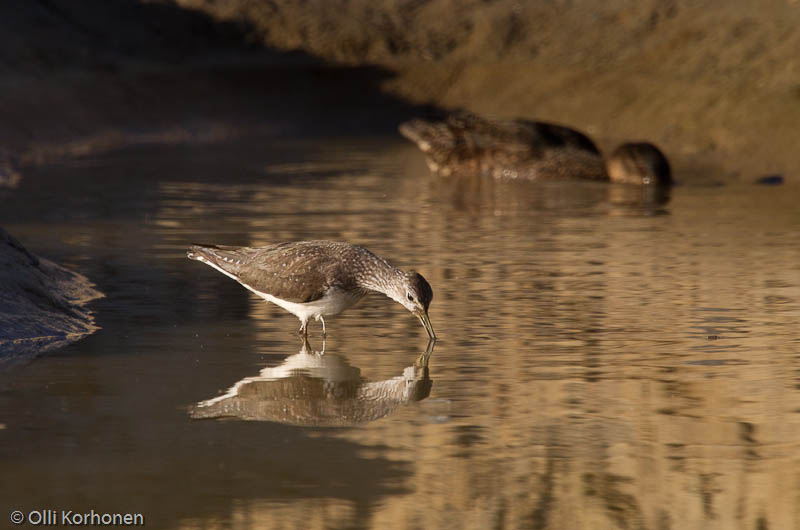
{"left": 1, "top": 135, "right": 799, "bottom": 529}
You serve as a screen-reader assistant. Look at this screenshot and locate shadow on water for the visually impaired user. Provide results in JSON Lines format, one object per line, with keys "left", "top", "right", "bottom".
{"left": 0, "top": 0, "right": 444, "bottom": 164}
{"left": 2, "top": 400, "right": 413, "bottom": 529}
{"left": 191, "top": 339, "right": 434, "bottom": 426}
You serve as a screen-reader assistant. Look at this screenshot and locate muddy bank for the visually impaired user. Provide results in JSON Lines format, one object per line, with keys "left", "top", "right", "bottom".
{"left": 0, "top": 228, "right": 102, "bottom": 363}
{"left": 1, "top": 1, "right": 797, "bottom": 181}
{"left": 0, "top": 0, "right": 430, "bottom": 169}
{"left": 177, "top": 0, "right": 800, "bottom": 181}
{"left": 0, "top": 65, "right": 427, "bottom": 169}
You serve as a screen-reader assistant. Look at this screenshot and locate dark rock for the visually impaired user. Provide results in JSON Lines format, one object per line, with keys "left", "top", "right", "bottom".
{"left": 755, "top": 174, "right": 784, "bottom": 185}
{"left": 0, "top": 227, "right": 103, "bottom": 363}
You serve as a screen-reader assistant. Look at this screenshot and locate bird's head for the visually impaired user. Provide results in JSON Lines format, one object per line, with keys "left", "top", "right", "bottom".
{"left": 606, "top": 142, "right": 672, "bottom": 186}
{"left": 399, "top": 271, "right": 435, "bottom": 340}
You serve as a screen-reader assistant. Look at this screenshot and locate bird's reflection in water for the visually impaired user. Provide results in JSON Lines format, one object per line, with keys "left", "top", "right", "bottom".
{"left": 429, "top": 172, "right": 671, "bottom": 216}
{"left": 607, "top": 183, "right": 671, "bottom": 216}
{"left": 191, "top": 340, "right": 434, "bottom": 426}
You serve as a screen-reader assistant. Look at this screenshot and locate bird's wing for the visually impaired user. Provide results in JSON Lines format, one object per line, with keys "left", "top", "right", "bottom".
{"left": 515, "top": 119, "right": 600, "bottom": 154}
{"left": 189, "top": 242, "right": 348, "bottom": 303}
{"left": 448, "top": 112, "right": 599, "bottom": 153}
{"left": 446, "top": 112, "right": 535, "bottom": 152}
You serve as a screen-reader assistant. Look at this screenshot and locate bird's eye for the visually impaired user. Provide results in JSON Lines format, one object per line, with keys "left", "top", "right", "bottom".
{"left": 407, "top": 293, "right": 415, "bottom": 302}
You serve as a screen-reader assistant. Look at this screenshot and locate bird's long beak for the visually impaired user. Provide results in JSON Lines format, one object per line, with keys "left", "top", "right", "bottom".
{"left": 416, "top": 310, "right": 436, "bottom": 341}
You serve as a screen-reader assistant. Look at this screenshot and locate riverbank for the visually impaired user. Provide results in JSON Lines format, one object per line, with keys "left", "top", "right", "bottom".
{"left": 1, "top": 1, "right": 797, "bottom": 182}
{"left": 175, "top": 0, "right": 800, "bottom": 182}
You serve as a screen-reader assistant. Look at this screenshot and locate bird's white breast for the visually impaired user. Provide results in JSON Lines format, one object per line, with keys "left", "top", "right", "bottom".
{"left": 252, "top": 286, "right": 364, "bottom": 322}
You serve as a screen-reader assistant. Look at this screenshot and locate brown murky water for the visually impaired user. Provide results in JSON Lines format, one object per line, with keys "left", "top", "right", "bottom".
{"left": 1, "top": 135, "right": 799, "bottom": 529}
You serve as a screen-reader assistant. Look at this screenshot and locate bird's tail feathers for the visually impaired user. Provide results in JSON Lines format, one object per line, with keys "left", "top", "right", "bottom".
{"left": 187, "top": 244, "right": 247, "bottom": 268}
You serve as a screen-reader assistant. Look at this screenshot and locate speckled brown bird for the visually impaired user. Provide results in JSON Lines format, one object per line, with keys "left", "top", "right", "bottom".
{"left": 188, "top": 241, "right": 435, "bottom": 339}
{"left": 399, "top": 112, "right": 671, "bottom": 185}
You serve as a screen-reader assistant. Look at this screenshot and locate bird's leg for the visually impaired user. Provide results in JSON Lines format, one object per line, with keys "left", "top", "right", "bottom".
{"left": 312, "top": 336, "right": 326, "bottom": 356}
{"left": 319, "top": 316, "right": 326, "bottom": 337}
{"left": 298, "top": 320, "right": 308, "bottom": 338}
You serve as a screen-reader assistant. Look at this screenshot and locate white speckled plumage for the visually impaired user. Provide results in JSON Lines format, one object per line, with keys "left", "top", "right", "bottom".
{"left": 188, "top": 240, "right": 435, "bottom": 339}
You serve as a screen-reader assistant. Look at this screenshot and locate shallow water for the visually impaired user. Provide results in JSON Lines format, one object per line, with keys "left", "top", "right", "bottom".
{"left": 1, "top": 135, "right": 799, "bottom": 529}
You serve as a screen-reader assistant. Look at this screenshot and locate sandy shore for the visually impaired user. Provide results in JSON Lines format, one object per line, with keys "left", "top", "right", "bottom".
{"left": 1, "top": 1, "right": 797, "bottom": 182}
{"left": 177, "top": 0, "right": 800, "bottom": 182}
